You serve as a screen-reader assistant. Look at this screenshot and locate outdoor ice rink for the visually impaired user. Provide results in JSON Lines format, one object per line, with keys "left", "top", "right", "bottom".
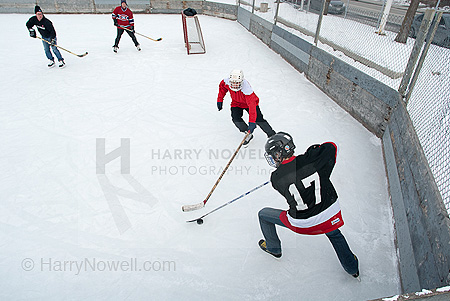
{"left": 1, "top": 14, "right": 400, "bottom": 300}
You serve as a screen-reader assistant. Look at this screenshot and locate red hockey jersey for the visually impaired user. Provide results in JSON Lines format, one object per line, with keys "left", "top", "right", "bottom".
{"left": 217, "top": 78, "right": 260, "bottom": 123}
{"left": 112, "top": 6, "right": 134, "bottom": 28}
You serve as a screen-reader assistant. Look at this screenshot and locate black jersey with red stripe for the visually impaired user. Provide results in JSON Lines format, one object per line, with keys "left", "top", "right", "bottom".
{"left": 270, "top": 142, "right": 343, "bottom": 235}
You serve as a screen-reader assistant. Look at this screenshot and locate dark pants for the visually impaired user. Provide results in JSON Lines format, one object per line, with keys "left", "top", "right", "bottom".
{"left": 114, "top": 27, "right": 139, "bottom": 47}
{"left": 258, "top": 207, "right": 359, "bottom": 275}
{"left": 231, "top": 106, "right": 276, "bottom": 138}
{"left": 42, "top": 37, "right": 63, "bottom": 62}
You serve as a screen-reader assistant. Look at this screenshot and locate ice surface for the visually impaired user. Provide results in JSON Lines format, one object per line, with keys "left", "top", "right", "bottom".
{"left": 0, "top": 14, "right": 399, "bottom": 300}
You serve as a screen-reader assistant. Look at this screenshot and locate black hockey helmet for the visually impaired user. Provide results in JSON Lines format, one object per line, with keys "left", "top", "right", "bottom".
{"left": 264, "top": 132, "right": 296, "bottom": 168}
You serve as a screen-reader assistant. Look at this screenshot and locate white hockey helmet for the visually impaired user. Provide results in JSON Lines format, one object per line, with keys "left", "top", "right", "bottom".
{"left": 229, "top": 69, "right": 244, "bottom": 91}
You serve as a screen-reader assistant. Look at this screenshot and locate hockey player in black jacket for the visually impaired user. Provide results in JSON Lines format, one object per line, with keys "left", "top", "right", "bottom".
{"left": 26, "top": 6, "right": 65, "bottom": 68}
{"left": 258, "top": 132, "right": 360, "bottom": 279}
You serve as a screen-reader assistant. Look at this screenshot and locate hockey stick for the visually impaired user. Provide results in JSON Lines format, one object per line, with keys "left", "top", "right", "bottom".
{"left": 182, "top": 132, "right": 251, "bottom": 212}
{"left": 187, "top": 181, "right": 270, "bottom": 224}
{"left": 36, "top": 36, "right": 88, "bottom": 57}
{"left": 117, "top": 26, "right": 162, "bottom": 42}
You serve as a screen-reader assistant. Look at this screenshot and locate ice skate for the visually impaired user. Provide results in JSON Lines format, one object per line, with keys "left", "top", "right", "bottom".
{"left": 352, "top": 271, "right": 361, "bottom": 281}
{"left": 351, "top": 255, "right": 360, "bottom": 281}
{"left": 258, "top": 239, "right": 281, "bottom": 258}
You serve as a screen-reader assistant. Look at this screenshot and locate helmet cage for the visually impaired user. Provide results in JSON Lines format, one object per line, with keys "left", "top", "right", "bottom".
{"left": 264, "top": 151, "right": 281, "bottom": 168}
{"left": 264, "top": 132, "right": 295, "bottom": 168}
{"left": 229, "top": 80, "right": 242, "bottom": 92}
{"left": 229, "top": 69, "right": 244, "bottom": 92}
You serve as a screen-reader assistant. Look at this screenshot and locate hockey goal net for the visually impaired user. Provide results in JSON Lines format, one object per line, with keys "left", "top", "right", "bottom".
{"left": 181, "top": 12, "right": 206, "bottom": 55}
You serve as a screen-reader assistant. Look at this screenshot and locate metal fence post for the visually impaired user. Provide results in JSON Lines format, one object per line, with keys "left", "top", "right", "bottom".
{"left": 274, "top": 0, "right": 281, "bottom": 26}
{"left": 405, "top": 11, "right": 443, "bottom": 104}
{"left": 376, "top": 0, "right": 387, "bottom": 29}
{"left": 376, "top": 0, "right": 394, "bottom": 35}
{"left": 344, "top": 0, "right": 349, "bottom": 18}
{"left": 314, "top": 0, "right": 327, "bottom": 45}
{"left": 398, "top": 9, "right": 434, "bottom": 96}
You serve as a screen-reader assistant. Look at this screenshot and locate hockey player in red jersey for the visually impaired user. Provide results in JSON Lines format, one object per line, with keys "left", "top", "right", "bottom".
{"left": 217, "top": 70, "right": 276, "bottom": 147}
{"left": 258, "top": 132, "right": 360, "bottom": 279}
{"left": 112, "top": 0, "right": 140, "bottom": 53}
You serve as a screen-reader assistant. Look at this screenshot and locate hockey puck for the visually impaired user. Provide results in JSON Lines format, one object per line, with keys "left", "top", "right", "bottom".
{"left": 196, "top": 218, "right": 204, "bottom": 225}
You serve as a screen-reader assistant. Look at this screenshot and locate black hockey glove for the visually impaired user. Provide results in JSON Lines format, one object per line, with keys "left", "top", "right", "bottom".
{"left": 130, "top": 26, "right": 135, "bottom": 33}
{"left": 217, "top": 102, "right": 223, "bottom": 111}
{"left": 29, "top": 28, "right": 36, "bottom": 38}
{"left": 248, "top": 122, "right": 256, "bottom": 133}
{"left": 50, "top": 38, "right": 56, "bottom": 46}
{"left": 113, "top": 19, "right": 118, "bottom": 26}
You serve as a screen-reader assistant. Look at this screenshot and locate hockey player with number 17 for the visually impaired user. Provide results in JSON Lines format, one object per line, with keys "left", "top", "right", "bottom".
{"left": 258, "top": 132, "right": 360, "bottom": 280}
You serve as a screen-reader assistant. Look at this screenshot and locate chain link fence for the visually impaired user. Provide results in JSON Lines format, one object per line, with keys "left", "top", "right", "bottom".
{"left": 240, "top": 0, "right": 450, "bottom": 215}
{"left": 273, "top": 0, "right": 418, "bottom": 88}
{"left": 407, "top": 42, "right": 450, "bottom": 215}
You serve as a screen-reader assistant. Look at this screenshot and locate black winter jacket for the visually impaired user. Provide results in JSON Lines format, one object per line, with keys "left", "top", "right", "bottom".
{"left": 26, "top": 16, "right": 56, "bottom": 39}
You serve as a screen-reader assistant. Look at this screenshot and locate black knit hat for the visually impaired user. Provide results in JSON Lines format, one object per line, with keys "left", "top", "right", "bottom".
{"left": 35, "top": 5, "right": 42, "bottom": 14}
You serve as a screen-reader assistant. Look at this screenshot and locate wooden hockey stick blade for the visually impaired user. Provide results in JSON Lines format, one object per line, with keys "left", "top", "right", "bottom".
{"left": 77, "top": 52, "right": 88, "bottom": 57}
{"left": 181, "top": 202, "right": 204, "bottom": 212}
{"left": 138, "top": 34, "right": 162, "bottom": 42}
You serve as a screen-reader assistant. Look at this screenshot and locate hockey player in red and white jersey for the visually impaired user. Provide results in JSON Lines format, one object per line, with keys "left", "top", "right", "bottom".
{"left": 112, "top": 0, "right": 140, "bottom": 53}
{"left": 217, "top": 70, "right": 276, "bottom": 147}
{"left": 258, "top": 132, "right": 360, "bottom": 280}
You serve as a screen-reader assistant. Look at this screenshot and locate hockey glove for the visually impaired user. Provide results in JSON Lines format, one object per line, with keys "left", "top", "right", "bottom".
{"left": 113, "top": 19, "right": 118, "bottom": 26}
{"left": 50, "top": 38, "right": 57, "bottom": 46}
{"left": 29, "top": 28, "right": 36, "bottom": 38}
{"left": 248, "top": 122, "right": 256, "bottom": 133}
{"left": 306, "top": 144, "right": 320, "bottom": 153}
{"left": 217, "top": 102, "right": 223, "bottom": 111}
{"left": 130, "top": 26, "right": 135, "bottom": 33}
